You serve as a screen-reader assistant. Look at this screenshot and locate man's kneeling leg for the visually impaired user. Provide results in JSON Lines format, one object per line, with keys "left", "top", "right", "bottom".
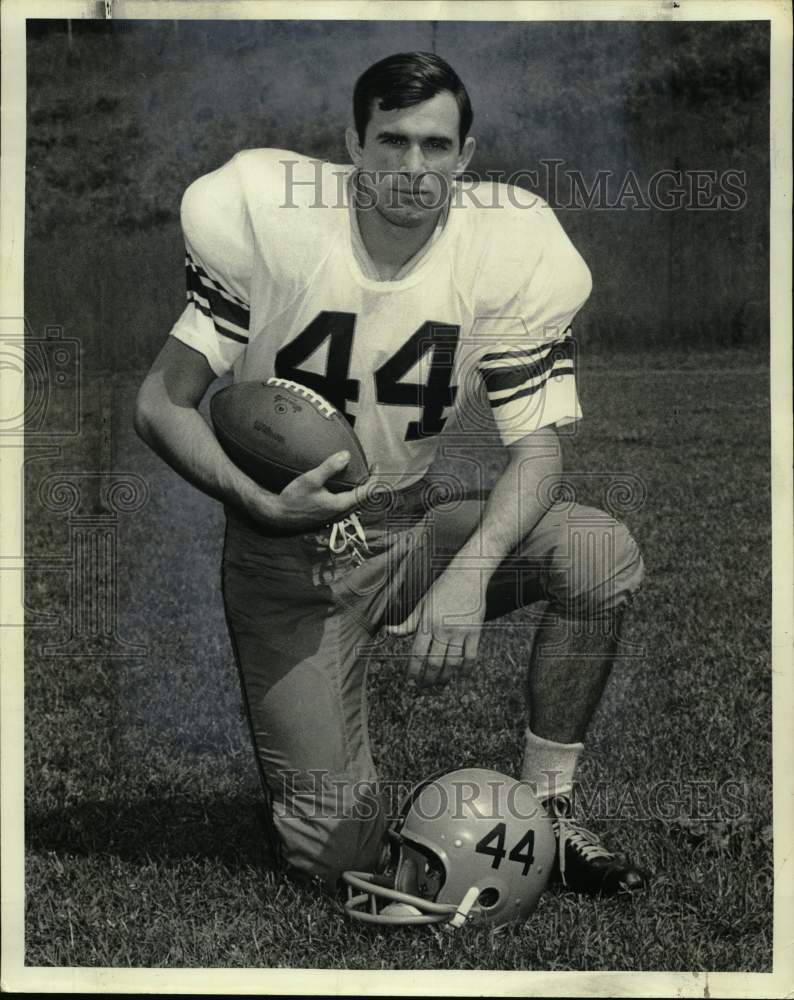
{"left": 268, "top": 768, "right": 389, "bottom": 888}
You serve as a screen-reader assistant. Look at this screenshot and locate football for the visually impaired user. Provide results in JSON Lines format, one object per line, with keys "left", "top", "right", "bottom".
{"left": 210, "top": 377, "right": 369, "bottom": 494}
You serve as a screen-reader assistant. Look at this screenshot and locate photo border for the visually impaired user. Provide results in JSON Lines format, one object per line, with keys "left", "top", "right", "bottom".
{"left": 1, "top": 0, "right": 791, "bottom": 995}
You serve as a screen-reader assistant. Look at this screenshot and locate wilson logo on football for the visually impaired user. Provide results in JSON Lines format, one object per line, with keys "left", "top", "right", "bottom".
{"left": 253, "top": 420, "right": 285, "bottom": 444}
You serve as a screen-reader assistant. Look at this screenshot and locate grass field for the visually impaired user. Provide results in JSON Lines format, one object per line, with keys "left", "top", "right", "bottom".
{"left": 22, "top": 349, "right": 772, "bottom": 970}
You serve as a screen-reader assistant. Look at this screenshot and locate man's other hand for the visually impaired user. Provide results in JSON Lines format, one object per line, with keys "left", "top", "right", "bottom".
{"left": 386, "top": 567, "right": 485, "bottom": 687}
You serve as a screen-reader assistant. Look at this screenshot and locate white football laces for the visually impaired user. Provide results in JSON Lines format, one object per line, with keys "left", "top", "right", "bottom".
{"left": 328, "top": 512, "right": 371, "bottom": 567}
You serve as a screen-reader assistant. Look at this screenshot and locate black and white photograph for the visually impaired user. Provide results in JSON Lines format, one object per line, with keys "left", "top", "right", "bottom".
{"left": 1, "top": 0, "right": 791, "bottom": 995}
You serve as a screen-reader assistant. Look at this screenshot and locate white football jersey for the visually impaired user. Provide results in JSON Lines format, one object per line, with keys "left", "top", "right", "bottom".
{"left": 170, "top": 149, "right": 592, "bottom": 489}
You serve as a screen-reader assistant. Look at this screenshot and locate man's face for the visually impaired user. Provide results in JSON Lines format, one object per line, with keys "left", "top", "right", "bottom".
{"left": 346, "top": 90, "right": 476, "bottom": 228}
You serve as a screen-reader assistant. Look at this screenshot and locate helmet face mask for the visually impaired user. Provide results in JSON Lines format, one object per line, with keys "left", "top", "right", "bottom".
{"left": 342, "top": 768, "right": 555, "bottom": 930}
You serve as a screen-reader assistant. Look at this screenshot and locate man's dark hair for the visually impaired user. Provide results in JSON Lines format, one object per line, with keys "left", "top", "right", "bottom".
{"left": 353, "top": 51, "right": 473, "bottom": 148}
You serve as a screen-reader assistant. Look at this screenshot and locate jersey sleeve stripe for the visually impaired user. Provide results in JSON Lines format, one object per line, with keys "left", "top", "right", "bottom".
{"left": 479, "top": 337, "right": 574, "bottom": 394}
{"left": 185, "top": 252, "right": 248, "bottom": 307}
{"left": 190, "top": 297, "right": 249, "bottom": 344}
{"left": 478, "top": 342, "right": 555, "bottom": 378}
{"left": 488, "top": 364, "right": 575, "bottom": 408}
{"left": 187, "top": 285, "right": 249, "bottom": 339}
{"left": 478, "top": 335, "right": 568, "bottom": 365}
{"left": 477, "top": 347, "right": 554, "bottom": 373}
{"left": 186, "top": 261, "right": 250, "bottom": 333}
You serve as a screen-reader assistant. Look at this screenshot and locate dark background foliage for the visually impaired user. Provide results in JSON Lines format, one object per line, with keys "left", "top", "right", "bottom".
{"left": 25, "top": 18, "right": 769, "bottom": 371}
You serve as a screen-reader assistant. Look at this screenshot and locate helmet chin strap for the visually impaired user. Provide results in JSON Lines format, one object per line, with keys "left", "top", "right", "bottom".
{"left": 447, "top": 886, "right": 481, "bottom": 929}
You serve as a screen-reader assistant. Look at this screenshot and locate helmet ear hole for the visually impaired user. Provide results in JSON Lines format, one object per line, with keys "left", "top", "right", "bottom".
{"left": 477, "top": 887, "right": 500, "bottom": 909}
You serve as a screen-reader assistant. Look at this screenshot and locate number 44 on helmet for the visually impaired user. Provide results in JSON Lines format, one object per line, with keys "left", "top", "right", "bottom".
{"left": 342, "top": 768, "right": 555, "bottom": 930}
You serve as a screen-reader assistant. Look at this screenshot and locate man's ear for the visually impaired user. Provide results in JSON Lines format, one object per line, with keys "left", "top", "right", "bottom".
{"left": 456, "top": 135, "right": 476, "bottom": 174}
{"left": 345, "top": 126, "right": 364, "bottom": 166}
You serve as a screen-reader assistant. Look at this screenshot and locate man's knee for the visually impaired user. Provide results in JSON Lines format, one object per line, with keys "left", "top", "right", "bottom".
{"left": 271, "top": 775, "right": 388, "bottom": 887}
{"left": 546, "top": 510, "right": 644, "bottom": 617}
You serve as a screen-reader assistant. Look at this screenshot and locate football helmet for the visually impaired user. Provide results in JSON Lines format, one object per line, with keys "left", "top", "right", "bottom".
{"left": 342, "top": 767, "right": 555, "bottom": 929}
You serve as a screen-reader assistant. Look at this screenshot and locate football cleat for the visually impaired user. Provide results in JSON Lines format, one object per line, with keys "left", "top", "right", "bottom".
{"left": 544, "top": 795, "right": 648, "bottom": 895}
{"left": 342, "top": 768, "right": 556, "bottom": 930}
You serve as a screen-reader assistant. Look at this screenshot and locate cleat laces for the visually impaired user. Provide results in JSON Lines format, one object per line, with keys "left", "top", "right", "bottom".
{"left": 549, "top": 802, "right": 615, "bottom": 887}
{"left": 328, "top": 512, "right": 370, "bottom": 567}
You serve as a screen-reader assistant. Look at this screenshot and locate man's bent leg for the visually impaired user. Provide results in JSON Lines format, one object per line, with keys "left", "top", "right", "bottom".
{"left": 469, "top": 502, "right": 644, "bottom": 774}
{"left": 517, "top": 504, "right": 643, "bottom": 796}
{"left": 386, "top": 498, "right": 643, "bottom": 744}
{"left": 422, "top": 497, "right": 648, "bottom": 893}
{"left": 508, "top": 503, "right": 647, "bottom": 892}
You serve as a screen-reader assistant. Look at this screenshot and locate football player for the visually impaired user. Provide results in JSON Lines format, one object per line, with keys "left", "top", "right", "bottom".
{"left": 134, "top": 51, "right": 647, "bottom": 907}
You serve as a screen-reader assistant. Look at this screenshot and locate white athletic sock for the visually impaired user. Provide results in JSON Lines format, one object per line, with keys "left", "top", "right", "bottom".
{"left": 520, "top": 727, "right": 584, "bottom": 801}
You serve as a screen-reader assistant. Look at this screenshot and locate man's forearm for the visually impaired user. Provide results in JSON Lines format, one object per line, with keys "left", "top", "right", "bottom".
{"left": 134, "top": 402, "right": 283, "bottom": 527}
{"left": 448, "top": 426, "right": 562, "bottom": 575}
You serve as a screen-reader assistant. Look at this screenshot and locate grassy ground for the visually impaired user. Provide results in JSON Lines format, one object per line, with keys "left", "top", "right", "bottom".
{"left": 23, "top": 350, "right": 772, "bottom": 970}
